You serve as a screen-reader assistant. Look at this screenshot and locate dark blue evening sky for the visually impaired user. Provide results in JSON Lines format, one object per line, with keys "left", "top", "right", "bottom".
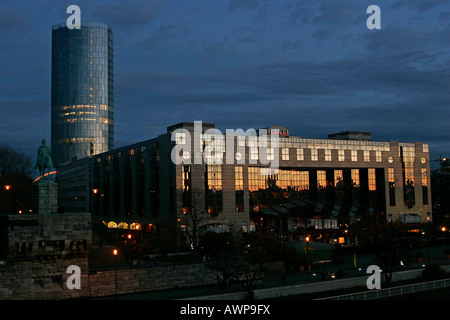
{"left": 0, "top": 0, "right": 449, "bottom": 171}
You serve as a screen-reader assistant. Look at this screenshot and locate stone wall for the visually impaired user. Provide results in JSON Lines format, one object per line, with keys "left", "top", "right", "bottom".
{"left": 0, "top": 211, "right": 280, "bottom": 300}
{"left": 88, "top": 263, "right": 217, "bottom": 298}
{"left": 0, "top": 213, "right": 92, "bottom": 299}
{"left": 0, "top": 212, "right": 223, "bottom": 299}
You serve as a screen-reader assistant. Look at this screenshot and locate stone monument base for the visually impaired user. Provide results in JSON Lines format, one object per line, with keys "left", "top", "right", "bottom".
{"left": 31, "top": 180, "right": 58, "bottom": 214}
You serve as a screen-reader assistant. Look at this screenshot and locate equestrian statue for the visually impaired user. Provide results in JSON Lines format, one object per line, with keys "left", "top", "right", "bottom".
{"left": 35, "top": 139, "right": 54, "bottom": 179}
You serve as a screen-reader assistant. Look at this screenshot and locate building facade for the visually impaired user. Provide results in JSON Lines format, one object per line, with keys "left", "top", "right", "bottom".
{"left": 56, "top": 157, "right": 91, "bottom": 213}
{"left": 51, "top": 22, "right": 114, "bottom": 166}
{"left": 62, "top": 122, "right": 431, "bottom": 248}
{"left": 431, "top": 158, "right": 450, "bottom": 225}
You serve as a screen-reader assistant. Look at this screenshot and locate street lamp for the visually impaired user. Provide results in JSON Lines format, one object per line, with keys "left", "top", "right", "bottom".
{"left": 305, "top": 236, "right": 310, "bottom": 280}
{"left": 127, "top": 234, "right": 132, "bottom": 247}
{"left": 113, "top": 248, "right": 118, "bottom": 298}
{"left": 91, "top": 189, "right": 99, "bottom": 215}
{"left": 442, "top": 227, "right": 447, "bottom": 263}
{"left": 4, "top": 185, "right": 12, "bottom": 214}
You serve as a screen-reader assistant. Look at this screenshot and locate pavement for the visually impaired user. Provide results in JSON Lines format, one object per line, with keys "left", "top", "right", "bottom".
{"left": 92, "top": 244, "right": 450, "bottom": 300}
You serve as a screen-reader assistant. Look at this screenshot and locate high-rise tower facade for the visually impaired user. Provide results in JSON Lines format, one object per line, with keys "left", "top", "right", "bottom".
{"left": 51, "top": 22, "right": 114, "bottom": 166}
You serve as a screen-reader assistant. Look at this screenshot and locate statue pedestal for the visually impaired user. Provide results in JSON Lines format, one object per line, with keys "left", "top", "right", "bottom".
{"left": 31, "top": 180, "right": 58, "bottom": 214}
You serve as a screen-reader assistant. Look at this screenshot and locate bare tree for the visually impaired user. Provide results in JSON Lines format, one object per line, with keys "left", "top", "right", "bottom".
{"left": 206, "top": 228, "right": 282, "bottom": 300}
{"left": 178, "top": 186, "right": 209, "bottom": 250}
{"left": 0, "top": 145, "right": 33, "bottom": 214}
{"left": 0, "top": 145, "right": 33, "bottom": 177}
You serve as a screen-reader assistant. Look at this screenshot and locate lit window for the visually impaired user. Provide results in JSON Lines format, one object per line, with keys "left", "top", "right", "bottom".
{"left": 351, "top": 169, "right": 360, "bottom": 187}
{"left": 351, "top": 150, "right": 358, "bottom": 162}
{"left": 338, "top": 149, "right": 345, "bottom": 162}
{"left": 266, "top": 148, "right": 275, "bottom": 161}
{"left": 376, "top": 151, "right": 382, "bottom": 162}
{"left": 368, "top": 168, "right": 376, "bottom": 191}
{"left": 235, "top": 166, "right": 244, "bottom": 212}
{"left": 317, "top": 170, "right": 326, "bottom": 189}
{"left": 334, "top": 170, "right": 343, "bottom": 187}
{"left": 325, "top": 149, "right": 332, "bottom": 161}
{"left": 130, "top": 223, "right": 141, "bottom": 230}
{"left": 107, "top": 221, "right": 118, "bottom": 228}
{"left": 282, "top": 148, "right": 289, "bottom": 161}
{"left": 175, "top": 132, "right": 186, "bottom": 145}
{"left": 118, "top": 222, "right": 129, "bottom": 229}
{"left": 388, "top": 168, "right": 395, "bottom": 206}
{"left": 297, "top": 148, "right": 304, "bottom": 161}
{"left": 311, "top": 149, "right": 318, "bottom": 161}
{"left": 250, "top": 147, "right": 258, "bottom": 161}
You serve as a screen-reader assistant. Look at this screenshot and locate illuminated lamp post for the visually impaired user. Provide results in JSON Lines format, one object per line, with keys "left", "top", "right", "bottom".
{"left": 91, "top": 189, "right": 99, "bottom": 215}
{"left": 305, "top": 236, "right": 310, "bottom": 280}
{"left": 113, "top": 248, "right": 118, "bottom": 298}
{"left": 442, "top": 227, "right": 447, "bottom": 263}
{"left": 4, "top": 185, "right": 11, "bottom": 214}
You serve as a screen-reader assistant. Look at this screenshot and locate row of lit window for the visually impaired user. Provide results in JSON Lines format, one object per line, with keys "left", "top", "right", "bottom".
{"left": 175, "top": 138, "right": 427, "bottom": 165}
{"left": 106, "top": 221, "right": 141, "bottom": 229}
{"left": 175, "top": 132, "right": 402, "bottom": 152}
{"left": 104, "top": 221, "right": 156, "bottom": 233}
{"left": 60, "top": 104, "right": 109, "bottom": 111}
{"left": 294, "top": 148, "right": 379, "bottom": 162}
{"left": 248, "top": 167, "right": 310, "bottom": 192}
{"left": 60, "top": 117, "right": 111, "bottom": 125}
{"left": 57, "top": 137, "right": 108, "bottom": 144}
{"left": 246, "top": 167, "right": 385, "bottom": 192}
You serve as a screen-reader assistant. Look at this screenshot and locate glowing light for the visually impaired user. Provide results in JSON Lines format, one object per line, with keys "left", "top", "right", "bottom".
{"left": 113, "top": 249, "right": 118, "bottom": 256}
{"left": 33, "top": 171, "right": 57, "bottom": 183}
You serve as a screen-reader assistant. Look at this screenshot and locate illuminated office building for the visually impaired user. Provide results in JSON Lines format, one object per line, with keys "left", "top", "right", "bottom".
{"left": 56, "top": 123, "right": 431, "bottom": 248}
{"left": 51, "top": 22, "right": 114, "bottom": 166}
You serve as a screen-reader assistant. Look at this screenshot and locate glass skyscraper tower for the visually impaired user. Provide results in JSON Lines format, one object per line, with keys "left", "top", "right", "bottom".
{"left": 51, "top": 22, "right": 114, "bottom": 166}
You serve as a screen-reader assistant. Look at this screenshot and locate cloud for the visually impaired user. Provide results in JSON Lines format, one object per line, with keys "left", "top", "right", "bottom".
{"left": 139, "top": 23, "right": 188, "bottom": 49}
{"left": 440, "top": 10, "right": 450, "bottom": 21}
{"left": 92, "top": 0, "right": 165, "bottom": 29}
{"left": 0, "top": 0, "right": 449, "bottom": 163}
{"left": 365, "top": 24, "right": 450, "bottom": 58}
{"left": 311, "top": 0, "right": 364, "bottom": 41}
{"left": 286, "top": 1, "right": 317, "bottom": 26}
{"left": 229, "top": 0, "right": 266, "bottom": 12}
{"left": 0, "top": 6, "right": 31, "bottom": 32}
{"left": 392, "top": 0, "right": 448, "bottom": 11}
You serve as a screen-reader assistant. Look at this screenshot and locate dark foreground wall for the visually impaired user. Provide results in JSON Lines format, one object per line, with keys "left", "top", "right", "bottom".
{"left": 0, "top": 213, "right": 219, "bottom": 299}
